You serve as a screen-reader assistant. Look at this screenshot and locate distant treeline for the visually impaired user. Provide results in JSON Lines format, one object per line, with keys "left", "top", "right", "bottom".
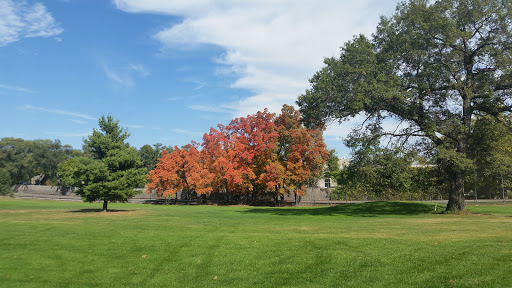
{"left": 0, "top": 137, "right": 171, "bottom": 195}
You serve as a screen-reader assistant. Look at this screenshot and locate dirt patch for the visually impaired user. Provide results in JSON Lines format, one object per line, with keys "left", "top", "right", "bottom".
{"left": 0, "top": 209, "right": 53, "bottom": 214}
{"left": 1, "top": 209, "right": 143, "bottom": 215}
{"left": 0, "top": 209, "right": 146, "bottom": 223}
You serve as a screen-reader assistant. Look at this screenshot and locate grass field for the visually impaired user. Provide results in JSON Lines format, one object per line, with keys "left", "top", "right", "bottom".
{"left": 1, "top": 198, "right": 511, "bottom": 287}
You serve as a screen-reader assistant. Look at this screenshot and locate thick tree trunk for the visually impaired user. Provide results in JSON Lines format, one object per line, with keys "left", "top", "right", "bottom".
{"left": 102, "top": 200, "right": 108, "bottom": 212}
{"left": 446, "top": 169, "right": 466, "bottom": 211}
{"left": 447, "top": 84, "right": 471, "bottom": 212}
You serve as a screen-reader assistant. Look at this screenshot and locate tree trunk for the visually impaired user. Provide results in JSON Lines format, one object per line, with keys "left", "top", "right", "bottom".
{"left": 446, "top": 169, "right": 466, "bottom": 211}
{"left": 102, "top": 200, "right": 108, "bottom": 212}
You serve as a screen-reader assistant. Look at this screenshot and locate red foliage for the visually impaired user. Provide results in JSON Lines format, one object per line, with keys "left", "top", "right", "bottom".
{"left": 275, "top": 105, "right": 328, "bottom": 195}
{"left": 147, "top": 105, "right": 328, "bottom": 199}
{"left": 146, "top": 143, "right": 213, "bottom": 197}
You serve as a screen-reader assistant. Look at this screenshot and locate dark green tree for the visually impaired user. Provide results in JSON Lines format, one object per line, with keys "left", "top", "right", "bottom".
{"left": 59, "top": 116, "right": 146, "bottom": 211}
{"left": 324, "top": 149, "right": 340, "bottom": 179}
{"left": 297, "top": 0, "right": 512, "bottom": 211}
{"left": 469, "top": 115, "right": 512, "bottom": 198}
{"left": 0, "top": 138, "right": 35, "bottom": 185}
{"left": 139, "top": 143, "right": 173, "bottom": 173}
{"left": 0, "top": 167, "right": 11, "bottom": 195}
{"left": 139, "top": 144, "right": 158, "bottom": 172}
{"left": 31, "top": 139, "right": 80, "bottom": 185}
{"left": 336, "top": 128, "right": 415, "bottom": 201}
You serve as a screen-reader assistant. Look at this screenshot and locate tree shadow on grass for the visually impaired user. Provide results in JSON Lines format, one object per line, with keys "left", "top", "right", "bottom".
{"left": 240, "top": 202, "right": 437, "bottom": 217}
{"left": 67, "top": 209, "right": 133, "bottom": 213}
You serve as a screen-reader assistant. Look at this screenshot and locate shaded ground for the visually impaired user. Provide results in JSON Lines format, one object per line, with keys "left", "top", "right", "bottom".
{"left": 240, "top": 201, "right": 437, "bottom": 217}
{"left": 67, "top": 208, "right": 134, "bottom": 213}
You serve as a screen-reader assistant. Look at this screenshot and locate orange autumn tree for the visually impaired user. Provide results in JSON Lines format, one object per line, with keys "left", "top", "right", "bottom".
{"left": 146, "top": 142, "right": 213, "bottom": 198}
{"left": 202, "top": 109, "right": 281, "bottom": 201}
{"left": 201, "top": 127, "right": 231, "bottom": 194}
{"left": 275, "top": 105, "right": 328, "bottom": 196}
{"left": 225, "top": 109, "right": 281, "bottom": 200}
{"left": 147, "top": 105, "right": 328, "bottom": 204}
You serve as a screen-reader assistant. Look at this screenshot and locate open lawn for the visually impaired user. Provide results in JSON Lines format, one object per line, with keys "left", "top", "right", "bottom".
{"left": 1, "top": 198, "right": 511, "bottom": 287}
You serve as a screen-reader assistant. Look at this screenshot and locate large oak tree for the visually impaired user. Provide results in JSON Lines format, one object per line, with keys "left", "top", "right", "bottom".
{"left": 297, "top": 0, "right": 512, "bottom": 211}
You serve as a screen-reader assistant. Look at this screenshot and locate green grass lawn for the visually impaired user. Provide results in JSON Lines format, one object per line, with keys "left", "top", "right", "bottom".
{"left": 1, "top": 198, "right": 511, "bottom": 287}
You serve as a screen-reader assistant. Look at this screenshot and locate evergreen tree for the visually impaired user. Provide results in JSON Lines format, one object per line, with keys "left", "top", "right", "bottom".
{"left": 59, "top": 116, "right": 146, "bottom": 211}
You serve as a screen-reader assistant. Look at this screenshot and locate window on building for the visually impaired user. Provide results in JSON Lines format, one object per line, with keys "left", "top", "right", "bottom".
{"left": 324, "top": 178, "right": 331, "bottom": 188}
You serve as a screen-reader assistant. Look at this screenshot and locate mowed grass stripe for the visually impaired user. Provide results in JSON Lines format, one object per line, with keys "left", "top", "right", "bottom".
{"left": 1, "top": 198, "right": 511, "bottom": 287}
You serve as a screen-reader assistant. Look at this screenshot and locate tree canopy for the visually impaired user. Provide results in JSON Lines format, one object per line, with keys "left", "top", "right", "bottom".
{"left": 59, "top": 116, "right": 146, "bottom": 211}
{"left": 0, "top": 138, "right": 82, "bottom": 186}
{"left": 297, "top": 0, "right": 512, "bottom": 211}
{"left": 139, "top": 143, "right": 173, "bottom": 173}
{"left": 147, "top": 106, "right": 328, "bottom": 204}
{"left": 469, "top": 114, "right": 512, "bottom": 198}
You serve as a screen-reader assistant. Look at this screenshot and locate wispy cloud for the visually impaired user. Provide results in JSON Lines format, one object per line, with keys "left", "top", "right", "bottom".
{"left": 193, "top": 82, "right": 205, "bottom": 90}
{"left": 44, "top": 131, "right": 91, "bottom": 138}
{"left": 102, "top": 63, "right": 134, "bottom": 88}
{"left": 24, "top": 104, "right": 96, "bottom": 121}
{"left": 129, "top": 64, "right": 150, "bottom": 77}
{"left": 127, "top": 124, "right": 162, "bottom": 130}
{"left": 171, "top": 128, "right": 203, "bottom": 137}
{"left": 0, "top": 83, "right": 34, "bottom": 93}
{"left": 185, "top": 78, "right": 206, "bottom": 90}
{"left": 167, "top": 96, "right": 183, "bottom": 102}
{"left": 0, "top": 0, "right": 63, "bottom": 46}
{"left": 101, "top": 62, "right": 150, "bottom": 88}
{"left": 188, "top": 104, "right": 235, "bottom": 114}
{"left": 70, "top": 119, "right": 87, "bottom": 124}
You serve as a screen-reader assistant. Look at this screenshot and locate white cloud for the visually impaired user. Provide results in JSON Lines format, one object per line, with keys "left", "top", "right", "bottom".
{"left": 101, "top": 62, "right": 150, "bottom": 88}
{"left": 102, "top": 63, "right": 134, "bottom": 88}
{"left": 179, "top": 77, "right": 206, "bottom": 90}
{"left": 44, "top": 131, "right": 91, "bottom": 138}
{"left": 167, "top": 96, "right": 184, "bottom": 101}
{"left": 129, "top": 64, "right": 150, "bottom": 77}
{"left": 0, "top": 82, "right": 34, "bottom": 93}
{"left": 126, "top": 124, "right": 163, "bottom": 131}
{"left": 171, "top": 128, "right": 203, "bottom": 137}
{"left": 189, "top": 104, "right": 235, "bottom": 114}
{"left": 192, "top": 81, "right": 205, "bottom": 91}
{"left": 114, "top": 0, "right": 401, "bottom": 140}
{"left": 71, "top": 119, "right": 87, "bottom": 124}
{"left": 0, "top": 0, "right": 63, "bottom": 46}
{"left": 23, "top": 104, "right": 97, "bottom": 121}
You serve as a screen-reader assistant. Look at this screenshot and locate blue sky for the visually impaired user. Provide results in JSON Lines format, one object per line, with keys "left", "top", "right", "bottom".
{"left": 0, "top": 0, "right": 400, "bottom": 157}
